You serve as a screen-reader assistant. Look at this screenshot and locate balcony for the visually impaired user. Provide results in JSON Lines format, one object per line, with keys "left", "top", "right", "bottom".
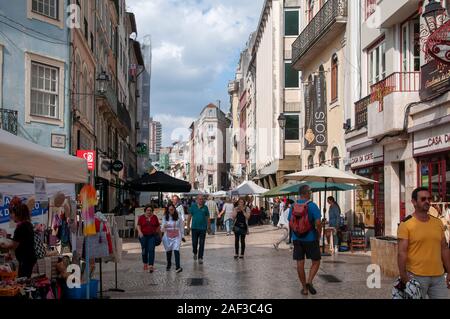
{"left": 354, "top": 95, "right": 370, "bottom": 130}
{"left": 117, "top": 102, "right": 132, "bottom": 132}
{"left": 96, "top": 81, "right": 118, "bottom": 116}
{"left": 292, "top": 0, "right": 347, "bottom": 70}
{"left": 0, "top": 109, "right": 18, "bottom": 135}
{"left": 367, "top": 72, "right": 421, "bottom": 139}
{"left": 377, "top": 0, "right": 421, "bottom": 28}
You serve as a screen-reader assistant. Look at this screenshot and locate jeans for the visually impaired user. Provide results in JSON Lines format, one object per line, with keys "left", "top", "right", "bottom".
{"left": 209, "top": 219, "right": 216, "bottom": 235}
{"left": 166, "top": 250, "right": 181, "bottom": 269}
{"left": 191, "top": 229, "right": 207, "bottom": 259}
{"left": 225, "top": 218, "right": 233, "bottom": 234}
{"left": 409, "top": 273, "right": 448, "bottom": 299}
{"left": 139, "top": 235, "right": 156, "bottom": 265}
{"left": 235, "top": 232, "right": 246, "bottom": 255}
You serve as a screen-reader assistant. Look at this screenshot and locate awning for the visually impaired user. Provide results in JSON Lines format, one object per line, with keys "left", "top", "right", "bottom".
{"left": 0, "top": 130, "right": 88, "bottom": 183}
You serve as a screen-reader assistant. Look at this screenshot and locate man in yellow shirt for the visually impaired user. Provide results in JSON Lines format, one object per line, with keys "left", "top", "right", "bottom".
{"left": 397, "top": 187, "right": 450, "bottom": 299}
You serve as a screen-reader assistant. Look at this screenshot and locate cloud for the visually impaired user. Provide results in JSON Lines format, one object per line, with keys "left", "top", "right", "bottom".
{"left": 128, "top": 0, "right": 264, "bottom": 146}
{"left": 153, "top": 113, "right": 196, "bottom": 145}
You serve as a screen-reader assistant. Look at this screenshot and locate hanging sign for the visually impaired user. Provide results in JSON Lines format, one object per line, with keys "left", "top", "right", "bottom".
{"left": 304, "top": 73, "right": 328, "bottom": 149}
{"left": 112, "top": 160, "right": 124, "bottom": 172}
{"left": 77, "top": 150, "right": 96, "bottom": 171}
{"left": 34, "top": 177, "right": 47, "bottom": 202}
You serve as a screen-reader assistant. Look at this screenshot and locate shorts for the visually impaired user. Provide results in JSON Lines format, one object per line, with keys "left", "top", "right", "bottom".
{"left": 293, "top": 240, "right": 321, "bottom": 261}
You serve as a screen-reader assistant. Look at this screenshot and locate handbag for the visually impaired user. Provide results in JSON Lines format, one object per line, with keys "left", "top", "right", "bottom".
{"left": 34, "top": 231, "right": 47, "bottom": 259}
{"left": 154, "top": 233, "right": 162, "bottom": 246}
{"left": 84, "top": 222, "right": 109, "bottom": 259}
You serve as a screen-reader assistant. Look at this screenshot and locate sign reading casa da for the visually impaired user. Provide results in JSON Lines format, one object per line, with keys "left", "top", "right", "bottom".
{"left": 77, "top": 150, "right": 96, "bottom": 171}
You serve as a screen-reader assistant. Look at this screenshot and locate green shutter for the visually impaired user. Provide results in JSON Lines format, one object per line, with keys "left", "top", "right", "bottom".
{"left": 285, "top": 11, "right": 299, "bottom": 36}
{"left": 285, "top": 63, "right": 299, "bottom": 88}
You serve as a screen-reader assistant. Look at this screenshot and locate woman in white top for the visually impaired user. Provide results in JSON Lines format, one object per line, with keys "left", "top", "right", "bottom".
{"left": 219, "top": 198, "right": 235, "bottom": 236}
{"left": 273, "top": 199, "right": 293, "bottom": 250}
{"left": 162, "top": 204, "right": 184, "bottom": 273}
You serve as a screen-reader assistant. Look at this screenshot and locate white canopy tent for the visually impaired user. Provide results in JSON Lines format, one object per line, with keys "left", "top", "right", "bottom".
{"left": 0, "top": 130, "right": 88, "bottom": 184}
{"left": 231, "top": 181, "right": 269, "bottom": 196}
{"left": 211, "top": 190, "right": 230, "bottom": 198}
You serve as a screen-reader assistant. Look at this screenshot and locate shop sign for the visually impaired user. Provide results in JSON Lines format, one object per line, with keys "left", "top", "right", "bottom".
{"left": 76, "top": 150, "right": 95, "bottom": 171}
{"left": 414, "top": 126, "right": 450, "bottom": 156}
{"left": 420, "top": 59, "right": 450, "bottom": 100}
{"left": 101, "top": 160, "right": 111, "bottom": 172}
{"left": 112, "top": 160, "right": 124, "bottom": 172}
{"left": 350, "top": 145, "right": 384, "bottom": 169}
{"left": 51, "top": 134, "right": 66, "bottom": 149}
{"left": 0, "top": 195, "right": 47, "bottom": 224}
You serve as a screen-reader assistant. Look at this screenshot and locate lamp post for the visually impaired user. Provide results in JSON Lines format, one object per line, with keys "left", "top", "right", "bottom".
{"left": 277, "top": 113, "right": 286, "bottom": 160}
{"left": 423, "top": 0, "right": 446, "bottom": 34}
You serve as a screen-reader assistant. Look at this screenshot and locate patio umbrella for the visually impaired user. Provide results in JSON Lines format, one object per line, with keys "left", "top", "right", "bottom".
{"left": 263, "top": 183, "right": 294, "bottom": 198}
{"left": 182, "top": 189, "right": 206, "bottom": 197}
{"left": 212, "top": 190, "right": 230, "bottom": 198}
{"left": 126, "top": 170, "right": 192, "bottom": 193}
{"left": 284, "top": 181, "right": 357, "bottom": 194}
{"left": 231, "top": 180, "right": 269, "bottom": 196}
{"left": 285, "top": 166, "right": 377, "bottom": 255}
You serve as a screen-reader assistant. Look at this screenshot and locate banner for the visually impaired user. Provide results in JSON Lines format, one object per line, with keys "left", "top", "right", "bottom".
{"left": 304, "top": 73, "right": 328, "bottom": 149}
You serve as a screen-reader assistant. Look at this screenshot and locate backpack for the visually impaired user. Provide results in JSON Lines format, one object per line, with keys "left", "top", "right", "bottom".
{"left": 289, "top": 201, "right": 313, "bottom": 238}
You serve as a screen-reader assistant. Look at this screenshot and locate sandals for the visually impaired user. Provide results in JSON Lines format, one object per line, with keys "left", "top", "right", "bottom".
{"left": 301, "top": 289, "right": 309, "bottom": 296}
{"left": 306, "top": 283, "right": 317, "bottom": 295}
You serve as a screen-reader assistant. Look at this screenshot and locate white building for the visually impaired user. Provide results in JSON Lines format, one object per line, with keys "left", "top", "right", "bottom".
{"left": 149, "top": 117, "right": 162, "bottom": 156}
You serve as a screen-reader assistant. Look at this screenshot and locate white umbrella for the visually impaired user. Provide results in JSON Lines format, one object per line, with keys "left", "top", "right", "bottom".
{"left": 212, "top": 190, "right": 230, "bottom": 198}
{"left": 0, "top": 130, "right": 88, "bottom": 183}
{"left": 231, "top": 181, "right": 269, "bottom": 196}
{"left": 285, "top": 166, "right": 377, "bottom": 255}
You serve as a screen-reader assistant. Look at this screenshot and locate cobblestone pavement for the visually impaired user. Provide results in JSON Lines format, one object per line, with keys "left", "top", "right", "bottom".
{"left": 96, "top": 225, "right": 447, "bottom": 299}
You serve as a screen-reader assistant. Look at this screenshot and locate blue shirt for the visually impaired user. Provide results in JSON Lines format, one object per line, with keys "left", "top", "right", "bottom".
{"left": 288, "top": 199, "right": 321, "bottom": 242}
{"left": 328, "top": 204, "right": 341, "bottom": 228}
{"left": 189, "top": 203, "right": 209, "bottom": 230}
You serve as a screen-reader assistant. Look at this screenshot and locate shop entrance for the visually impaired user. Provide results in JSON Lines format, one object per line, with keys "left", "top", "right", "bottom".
{"left": 419, "top": 153, "right": 448, "bottom": 202}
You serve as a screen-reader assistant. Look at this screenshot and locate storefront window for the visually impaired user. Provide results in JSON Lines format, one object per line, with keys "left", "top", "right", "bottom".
{"left": 354, "top": 166, "right": 384, "bottom": 236}
{"left": 419, "top": 153, "right": 448, "bottom": 203}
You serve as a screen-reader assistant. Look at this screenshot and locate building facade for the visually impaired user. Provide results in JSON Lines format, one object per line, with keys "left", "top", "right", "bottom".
{"left": 190, "top": 104, "right": 230, "bottom": 193}
{"left": 0, "top": 0, "right": 71, "bottom": 152}
{"left": 149, "top": 117, "right": 162, "bottom": 157}
{"left": 252, "top": 0, "right": 303, "bottom": 190}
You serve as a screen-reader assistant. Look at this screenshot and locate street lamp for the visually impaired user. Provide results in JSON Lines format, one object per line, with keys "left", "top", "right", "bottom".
{"left": 423, "top": 0, "right": 446, "bottom": 34}
{"left": 96, "top": 71, "right": 110, "bottom": 95}
{"left": 278, "top": 113, "right": 286, "bottom": 160}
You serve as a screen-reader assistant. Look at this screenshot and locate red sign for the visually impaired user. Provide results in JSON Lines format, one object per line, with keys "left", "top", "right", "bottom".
{"left": 77, "top": 150, "right": 96, "bottom": 171}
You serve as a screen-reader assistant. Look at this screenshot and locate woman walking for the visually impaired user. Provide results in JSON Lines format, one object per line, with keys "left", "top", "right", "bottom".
{"left": 137, "top": 205, "right": 161, "bottom": 273}
{"left": 0, "top": 199, "right": 37, "bottom": 278}
{"left": 219, "top": 198, "right": 235, "bottom": 236}
{"left": 162, "top": 204, "right": 184, "bottom": 273}
{"left": 232, "top": 198, "right": 250, "bottom": 259}
{"left": 273, "top": 199, "right": 293, "bottom": 250}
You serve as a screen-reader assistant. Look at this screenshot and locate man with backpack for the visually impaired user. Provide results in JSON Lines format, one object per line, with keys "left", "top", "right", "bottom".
{"left": 288, "top": 185, "right": 322, "bottom": 296}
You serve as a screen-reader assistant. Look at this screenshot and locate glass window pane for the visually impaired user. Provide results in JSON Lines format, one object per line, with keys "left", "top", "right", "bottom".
{"left": 285, "top": 114, "right": 299, "bottom": 140}
{"left": 285, "top": 62, "right": 299, "bottom": 88}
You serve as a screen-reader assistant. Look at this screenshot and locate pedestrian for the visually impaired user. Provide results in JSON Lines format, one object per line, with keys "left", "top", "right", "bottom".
{"left": 0, "top": 199, "right": 37, "bottom": 278}
{"left": 172, "top": 195, "right": 186, "bottom": 241}
{"left": 232, "top": 198, "right": 250, "bottom": 259}
{"left": 289, "top": 185, "right": 322, "bottom": 296}
{"left": 137, "top": 205, "right": 161, "bottom": 273}
{"left": 162, "top": 204, "right": 184, "bottom": 273}
{"left": 220, "top": 198, "right": 235, "bottom": 236}
{"left": 327, "top": 196, "right": 341, "bottom": 252}
{"left": 397, "top": 187, "right": 450, "bottom": 299}
{"left": 273, "top": 199, "right": 293, "bottom": 250}
{"left": 271, "top": 198, "right": 281, "bottom": 227}
{"left": 206, "top": 196, "right": 218, "bottom": 235}
{"left": 189, "top": 195, "right": 210, "bottom": 264}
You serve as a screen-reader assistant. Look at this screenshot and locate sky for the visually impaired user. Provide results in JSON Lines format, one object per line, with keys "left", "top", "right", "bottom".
{"left": 127, "top": 0, "right": 265, "bottom": 147}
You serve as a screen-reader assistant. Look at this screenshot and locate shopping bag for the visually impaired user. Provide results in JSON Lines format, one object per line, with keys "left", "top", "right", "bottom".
{"left": 84, "top": 223, "right": 109, "bottom": 259}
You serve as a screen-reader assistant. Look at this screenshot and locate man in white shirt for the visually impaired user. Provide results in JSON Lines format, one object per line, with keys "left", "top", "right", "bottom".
{"left": 206, "top": 196, "right": 218, "bottom": 235}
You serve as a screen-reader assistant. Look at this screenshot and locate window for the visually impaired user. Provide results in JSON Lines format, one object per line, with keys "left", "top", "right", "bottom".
{"left": 32, "top": 0, "right": 58, "bottom": 20}
{"left": 368, "top": 40, "right": 386, "bottom": 87}
{"left": 308, "top": 155, "right": 314, "bottom": 169}
{"left": 30, "top": 62, "right": 59, "bottom": 119}
{"left": 319, "top": 152, "right": 326, "bottom": 166}
{"left": 208, "top": 124, "right": 214, "bottom": 132}
{"left": 208, "top": 174, "right": 213, "bottom": 186}
{"left": 308, "top": 0, "right": 314, "bottom": 22}
{"left": 331, "top": 54, "right": 338, "bottom": 102}
{"left": 285, "top": 62, "right": 299, "bottom": 88}
{"left": 285, "top": 10, "right": 299, "bottom": 36}
{"left": 208, "top": 157, "right": 214, "bottom": 165}
{"left": 331, "top": 147, "right": 340, "bottom": 169}
{"left": 285, "top": 114, "right": 299, "bottom": 140}
{"left": 402, "top": 18, "right": 420, "bottom": 73}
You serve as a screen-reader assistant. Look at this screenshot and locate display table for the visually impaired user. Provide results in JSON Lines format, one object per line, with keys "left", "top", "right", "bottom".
{"left": 370, "top": 237, "right": 399, "bottom": 277}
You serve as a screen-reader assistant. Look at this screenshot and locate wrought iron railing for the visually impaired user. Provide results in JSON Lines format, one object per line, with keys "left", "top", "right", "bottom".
{"left": 292, "top": 0, "right": 347, "bottom": 65}
{"left": 117, "top": 102, "right": 132, "bottom": 132}
{"left": 0, "top": 108, "right": 18, "bottom": 135}
{"left": 355, "top": 96, "right": 370, "bottom": 130}
{"left": 370, "top": 72, "right": 420, "bottom": 111}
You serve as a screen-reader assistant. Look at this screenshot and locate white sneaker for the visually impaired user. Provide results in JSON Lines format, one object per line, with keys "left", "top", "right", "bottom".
{"left": 193, "top": 254, "right": 198, "bottom": 261}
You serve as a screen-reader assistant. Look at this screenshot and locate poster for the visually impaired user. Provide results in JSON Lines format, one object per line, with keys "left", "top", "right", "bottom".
{"left": 34, "top": 177, "right": 47, "bottom": 202}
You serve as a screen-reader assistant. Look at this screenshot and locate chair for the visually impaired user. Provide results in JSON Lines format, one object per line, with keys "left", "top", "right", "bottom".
{"left": 350, "top": 227, "right": 366, "bottom": 253}
{"left": 115, "top": 216, "right": 132, "bottom": 238}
